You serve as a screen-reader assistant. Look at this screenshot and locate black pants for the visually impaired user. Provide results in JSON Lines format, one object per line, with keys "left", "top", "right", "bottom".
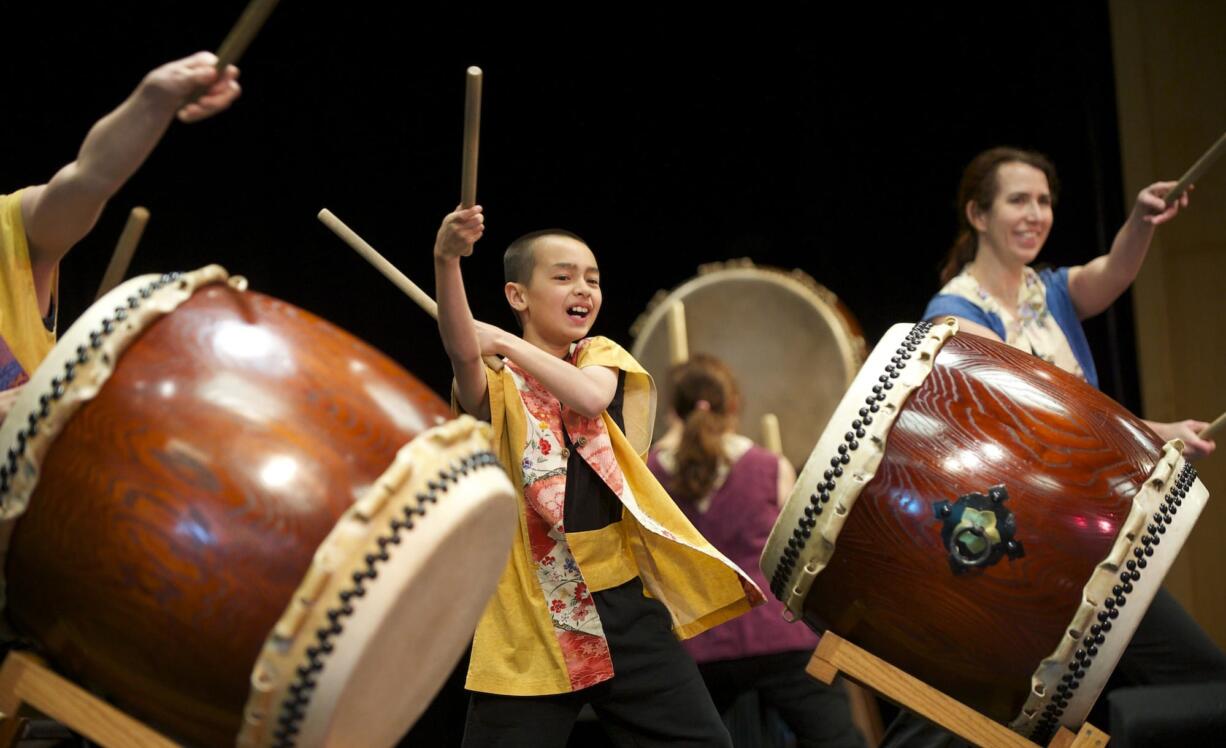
{"left": 700, "top": 650, "right": 867, "bottom": 748}
{"left": 881, "top": 588, "right": 1226, "bottom": 747}
{"left": 462, "top": 578, "right": 731, "bottom": 747}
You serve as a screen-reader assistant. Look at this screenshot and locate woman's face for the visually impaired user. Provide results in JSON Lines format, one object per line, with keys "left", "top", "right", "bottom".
{"left": 970, "top": 161, "right": 1054, "bottom": 267}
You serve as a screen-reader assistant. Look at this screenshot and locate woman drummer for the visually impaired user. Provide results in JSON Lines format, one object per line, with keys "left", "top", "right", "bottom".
{"left": 886, "top": 146, "right": 1226, "bottom": 746}
{"left": 925, "top": 146, "right": 1214, "bottom": 457}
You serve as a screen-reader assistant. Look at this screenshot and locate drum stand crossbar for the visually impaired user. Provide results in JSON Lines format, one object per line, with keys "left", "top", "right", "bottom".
{"left": 808, "top": 632, "right": 1109, "bottom": 748}
{"left": 0, "top": 651, "right": 177, "bottom": 747}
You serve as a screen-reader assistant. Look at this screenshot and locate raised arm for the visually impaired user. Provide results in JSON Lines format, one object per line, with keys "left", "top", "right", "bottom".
{"left": 434, "top": 206, "right": 490, "bottom": 420}
{"left": 1067, "top": 181, "right": 1188, "bottom": 319}
{"left": 477, "top": 325, "right": 618, "bottom": 419}
{"left": 20, "top": 52, "right": 241, "bottom": 312}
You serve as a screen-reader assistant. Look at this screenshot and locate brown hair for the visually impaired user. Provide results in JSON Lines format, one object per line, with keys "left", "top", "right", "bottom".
{"left": 670, "top": 354, "right": 740, "bottom": 501}
{"left": 939, "top": 147, "right": 1060, "bottom": 285}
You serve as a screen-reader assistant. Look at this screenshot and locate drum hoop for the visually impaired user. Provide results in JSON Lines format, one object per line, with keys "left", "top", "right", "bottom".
{"left": 1010, "top": 445, "right": 1208, "bottom": 739}
{"left": 0, "top": 265, "right": 237, "bottom": 522}
{"left": 760, "top": 319, "right": 956, "bottom": 617}
{"left": 237, "top": 415, "right": 516, "bottom": 748}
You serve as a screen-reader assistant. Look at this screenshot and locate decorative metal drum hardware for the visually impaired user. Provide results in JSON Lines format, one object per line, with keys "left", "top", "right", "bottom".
{"left": 933, "top": 484, "right": 1024, "bottom": 573}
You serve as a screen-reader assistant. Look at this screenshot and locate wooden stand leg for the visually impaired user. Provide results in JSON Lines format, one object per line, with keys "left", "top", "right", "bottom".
{"left": 0, "top": 652, "right": 178, "bottom": 748}
{"left": 807, "top": 633, "right": 1110, "bottom": 748}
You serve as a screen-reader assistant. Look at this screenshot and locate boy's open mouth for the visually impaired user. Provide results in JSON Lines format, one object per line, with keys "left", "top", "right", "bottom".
{"left": 567, "top": 305, "right": 591, "bottom": 320}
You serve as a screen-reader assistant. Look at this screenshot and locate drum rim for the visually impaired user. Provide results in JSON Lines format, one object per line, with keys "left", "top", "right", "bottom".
{"left": 630, "top": 260, "right": 867, "bottom": 470}
{"left": 237, "top": 415, "right": 516, "bottom": 748}
{"left": 762, "top": 318, "right": 1211, "bottom": 738}
{"left": 0, "top": 265, "right": 236, "bottom": 523}
{"left": 1012, "top": 449, "right": 1207, "bottom": 740}
{"left": 630, "top": 261, "right": 864, "bottom": 378}
{"left": 761, "top": 319, "right": 954, "bottom": 614}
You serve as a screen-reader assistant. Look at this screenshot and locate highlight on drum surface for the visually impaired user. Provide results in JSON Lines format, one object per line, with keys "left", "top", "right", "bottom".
{"left": 0, "top": 266, "right": 518, "bottom": 748}
{"left": 761, "top": 319, "right": 1211, "bottom": 741}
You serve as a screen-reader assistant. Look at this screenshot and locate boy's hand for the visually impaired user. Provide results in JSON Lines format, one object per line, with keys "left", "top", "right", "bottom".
{"left": 435, "top": 205, "right": 484, "bottom": 260}
{"left": 474, "top": 320, "right": 507, "bottom": 357}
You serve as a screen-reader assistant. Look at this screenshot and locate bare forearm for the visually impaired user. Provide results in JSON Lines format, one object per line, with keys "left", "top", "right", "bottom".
{"left": 1076, "top": 214, "right": 1153, "bottom": 316}
{"left": 76, "top": 85, "right": 180, "bottom": 195}
{"left": 434, "top": 257, "right": 487, "bottom": 413}
{"left": 493, "top": 335, "right": 615, "bottom": 418}
{"left": 1070, "top": 179, "right": 1186, "bottom": 319}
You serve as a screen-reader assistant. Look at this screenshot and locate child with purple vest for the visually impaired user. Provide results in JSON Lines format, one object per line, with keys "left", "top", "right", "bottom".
{"left": 648, "top": 354, "right": 866, "bottom": 748}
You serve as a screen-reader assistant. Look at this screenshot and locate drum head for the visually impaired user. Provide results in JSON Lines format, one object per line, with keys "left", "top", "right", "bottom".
{"left": 240, "top": 416, "right": 517, "bottom": 747}
{"left": 631, "top": 261, "right": 865, "bottom": 469}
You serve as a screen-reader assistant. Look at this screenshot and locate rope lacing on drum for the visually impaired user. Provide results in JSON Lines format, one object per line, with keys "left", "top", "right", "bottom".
{"left": 768, "top": 320, "right": 932, "bottom": 604}
{"left": 0, "top": 273, "right": 181, "bottom": 498}
{"left": 1027, "top": 462, "right": 1196, "bottom": 742}
{"left": 268, "top": 449, "right": 501, "bottom": 748}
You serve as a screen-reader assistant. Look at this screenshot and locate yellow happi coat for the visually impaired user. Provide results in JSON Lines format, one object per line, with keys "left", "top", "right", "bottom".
{"left": 0, "top": 191, "right": 57, "bottom": 387}
{"left": 464, "top": 336, "right": 763, "bottom": 696}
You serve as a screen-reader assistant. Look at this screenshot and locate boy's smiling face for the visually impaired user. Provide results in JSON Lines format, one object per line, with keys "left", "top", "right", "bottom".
{"left": 506, "top": 235, "right": 602, "bottom": 354}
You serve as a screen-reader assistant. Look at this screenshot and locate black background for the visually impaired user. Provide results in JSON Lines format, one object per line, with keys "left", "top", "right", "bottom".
{"left": 2, "top": 2, "right": 1141, "bottom": 743}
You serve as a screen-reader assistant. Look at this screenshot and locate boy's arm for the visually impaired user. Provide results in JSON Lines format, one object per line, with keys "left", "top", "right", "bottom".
{"left": 21, "top": 52, "right": 241, "bottom": 311}
{"left": 434, "top": 206, "right": 490, "bottom": 420}
{"left": 478, "top": 324, "right": 617, "bottom": 419}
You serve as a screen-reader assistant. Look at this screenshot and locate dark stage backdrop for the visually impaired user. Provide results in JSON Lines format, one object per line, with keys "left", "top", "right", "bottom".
{"left": 2, "top": 1, "right": 1138, "bottom": 744}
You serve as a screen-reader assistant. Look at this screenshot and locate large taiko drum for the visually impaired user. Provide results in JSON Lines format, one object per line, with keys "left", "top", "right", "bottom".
{"left": 0, "top": 266, "right": 517, "bottom": 747}
{"left": 631, "top": 260, "right": 865, "bottom": 470}
{"left": 762, "top": 319, "right": 1209, "bottom": 742}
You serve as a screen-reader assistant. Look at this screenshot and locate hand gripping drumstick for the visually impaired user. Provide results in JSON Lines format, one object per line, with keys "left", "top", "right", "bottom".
{"left": 317, "top": 209, "right": 503, "bottom": 371}
{"left": 1199, "top": 412, "right": 1226, "bottom": 441}
{"left": 667, "top": 301, "right": 689, "bottom": 366}
{"left": 187, "top": 0, "right": 281, "bottom": 103}
{"left": 95, "top": 207, "right": 150, "bottom": 301}
{"left": 461, "top": 67, "right": 483, "bottom": 208}
{"left": 762, "top": 413, "right": 783, "bottom": 455}
{"left": 1165, "top": 131, "right": 1226, "bottom": 206}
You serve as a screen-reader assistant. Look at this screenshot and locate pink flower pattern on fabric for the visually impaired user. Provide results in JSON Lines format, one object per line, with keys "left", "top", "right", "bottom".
{"left": 509, "top": 361, "right": 615, "bottom": 689}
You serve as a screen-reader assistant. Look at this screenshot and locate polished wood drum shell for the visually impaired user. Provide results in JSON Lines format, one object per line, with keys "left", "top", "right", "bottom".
{"left": 3, "top": 273, "right": 456, "bottom": 745}
{"left": 763, "top": 320, "right": 1209, "bottom": 741}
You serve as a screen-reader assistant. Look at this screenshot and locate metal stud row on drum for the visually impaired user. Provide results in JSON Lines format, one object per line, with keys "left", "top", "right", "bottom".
{"left": 769, "top": 320, "right": 932, "bottom": 604}
{"left": 0, "top": 273, "right": 181, "bottom": 498}
{"left": 1027, "top": 462, "right": 1197, "bottom": 742}
{"left": 268, "top": 450, "right": 501, "bottom": 748}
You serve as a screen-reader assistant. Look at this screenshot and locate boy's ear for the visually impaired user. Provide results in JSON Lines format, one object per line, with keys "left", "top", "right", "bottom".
{"left": 505, "top": 281, "right": 528, "bottom": 312}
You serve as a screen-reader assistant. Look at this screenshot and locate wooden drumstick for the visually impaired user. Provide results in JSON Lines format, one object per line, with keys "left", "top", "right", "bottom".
{"left": 215, "top": 0, "right": 282, "bottom": 72}
{"left": 95, "top": 207, "right": 150, "bottom": 301}
{"left": 1198, "top": 412, "right": 1226, "bottom": 440}
{"left": 461, "top": 67, "right": 483, "bottom": 208}
{"left": 668, "top": 301, "right": 689, "bottom": 366}
{"left": 1165, "top": 131, "right": 1226, "bottom": 206}
{"left": 186, "top": 0, "right": 280, "bottom": 105}
{"left": 317, "top": 209, "right": 503, "bottom": 370}
{"left": 762, "top": 413, "right": 783, "bottom": 455}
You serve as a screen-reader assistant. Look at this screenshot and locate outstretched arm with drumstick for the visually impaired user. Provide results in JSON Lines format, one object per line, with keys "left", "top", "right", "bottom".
{"left": 1066, "top": 181, "right": 1190, "bottom": 319}
{"left": 435, "top": 206, "right": 493, "bottom": 420}
{"left": 19, "top": 53, "right": 241, "bottom": 316}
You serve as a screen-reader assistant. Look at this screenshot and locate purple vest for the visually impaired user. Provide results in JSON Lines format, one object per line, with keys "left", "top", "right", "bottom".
{"left": 648, "top": 444, "right": 818, "bottom": 663}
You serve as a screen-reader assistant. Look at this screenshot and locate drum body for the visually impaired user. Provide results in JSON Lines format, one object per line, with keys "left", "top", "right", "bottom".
{"left": 762, "top": 320, "right": 1209, "bottom": 741}
{"left": 630, "top": 260, "right": 865, "bottom": 470}
{"left": 0, "top": 268, "right": 516, "bottom": 747}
